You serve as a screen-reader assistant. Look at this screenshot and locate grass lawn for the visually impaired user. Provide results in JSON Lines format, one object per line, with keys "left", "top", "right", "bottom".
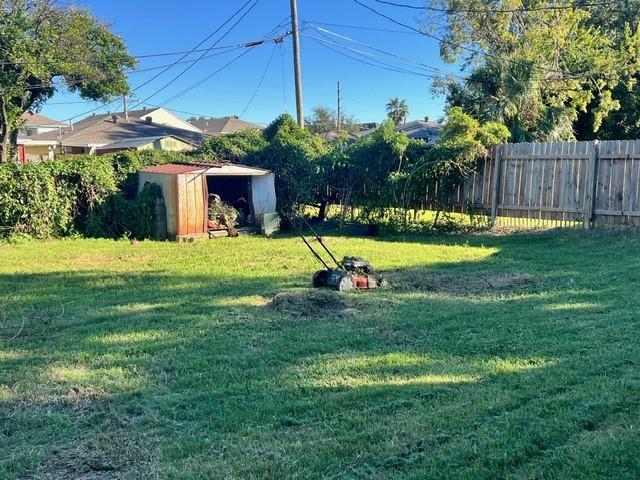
{"left": 1, "top": 229, "right": 639, "bottom": 479}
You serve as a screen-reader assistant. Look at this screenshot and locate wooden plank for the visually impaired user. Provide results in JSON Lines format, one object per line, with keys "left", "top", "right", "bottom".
{"left": 595, "top": 142, "right": 610, "bottom": 214}
{"left": 500, "top": 205, "right": 583, "bottom": 213}
{"left": 490, "top": 145, "right": 503, "bottom": 226}
{"left": 584, "top": 141, "right": 599, "bottom": 229}
{"left": 610, "top": 141, "right": 625, "bottom": 213}
{"left": 176, "top": 174, "right": 188, "bottom": 236}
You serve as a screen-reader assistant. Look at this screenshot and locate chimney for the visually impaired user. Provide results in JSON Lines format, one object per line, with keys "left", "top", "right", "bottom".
{"left": 142, "top": 107, "right": 147, "bottom": 111}
{"left": 111, "top": 114, "right": 118, "bottom": 124}
{"left": 145, "top": 116, "right": 152, "bottom": 124}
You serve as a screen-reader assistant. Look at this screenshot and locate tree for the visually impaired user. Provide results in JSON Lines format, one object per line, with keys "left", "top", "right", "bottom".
{"left": 0, "top": 0, "right": 136, "bottom": 162}
{"left": 305, "top": 105, "right": 358, "bottom": 135}
{"left": 429, "top": 0, "right": 640, "bottom": 141}
{"left": 339, "top": 120, "right": 409, "bottom": 220}
{"left": 199, "top": 130, "right": 267, "bottom": 163}
{"left": 305, "top": 106, "right": 336, "bottom": 134}
{"left": 385, "top": 97, "right": 409, "bottom": 125}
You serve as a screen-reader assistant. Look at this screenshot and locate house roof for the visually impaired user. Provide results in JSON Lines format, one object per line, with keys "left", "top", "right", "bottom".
{"left": 21, "top": 111, "right": 67, "bottom": 128}
{"left": 141, "top": 162, "right": 271, "bottom": 176}
{"left": 96, "top": 135, "right": 191, "bottom": 150}
{"left": 188, "top": 117, "right": 262, "bottom": 136}
{"left": 396, "top": 120, "right": 443, "bottom": 140}
{"left": 28, "top": 115, "right": 204, "bottom": 147}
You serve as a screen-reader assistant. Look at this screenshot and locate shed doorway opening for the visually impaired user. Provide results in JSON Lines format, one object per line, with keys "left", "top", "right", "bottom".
{"left": 206, "top": 175, "right": 253, "bottom": 233}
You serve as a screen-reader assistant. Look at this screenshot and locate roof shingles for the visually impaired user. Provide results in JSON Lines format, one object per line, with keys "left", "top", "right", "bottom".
{"left": 29, "top": 115, "right": 203, "bottom": 147}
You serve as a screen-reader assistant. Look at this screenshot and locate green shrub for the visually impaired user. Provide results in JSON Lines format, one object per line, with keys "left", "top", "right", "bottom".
{"left": 0, "top": 162, "right": 73, "bottom": 237}
{"left": 85, "top": 181, "right": 164, "bottom": 239}
{"left": 0, "top": 150, "right": 186, "bottom": 239}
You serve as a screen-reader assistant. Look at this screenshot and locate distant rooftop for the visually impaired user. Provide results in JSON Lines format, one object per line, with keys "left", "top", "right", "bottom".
{"left": 396, "top": 120, "right": 443, "bottom": 141}
{"left": 21, "top": 111, "right": 66, "bottom": 128}
{"left": 28, "top": 113, "right": 203, "bottom": 147}
{"left": 189, "top": 116, "right": 263, "bottom": 136}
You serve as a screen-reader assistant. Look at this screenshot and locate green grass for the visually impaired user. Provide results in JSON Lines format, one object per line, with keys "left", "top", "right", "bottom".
{"left": 1, "top": 230, "right": 639, "bottom": 479}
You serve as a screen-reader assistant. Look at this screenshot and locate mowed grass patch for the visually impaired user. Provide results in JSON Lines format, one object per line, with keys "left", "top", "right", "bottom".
{"left": 1, "top": 230, "right": 639, "bottom": 479}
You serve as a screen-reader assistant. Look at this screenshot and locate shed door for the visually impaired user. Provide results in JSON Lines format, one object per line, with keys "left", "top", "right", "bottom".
{"left": 251, "top": 174, "right": 277, "bottom": 215}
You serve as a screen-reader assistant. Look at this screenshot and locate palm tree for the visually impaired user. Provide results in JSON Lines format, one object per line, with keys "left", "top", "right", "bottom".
{"left": 386, "top": 97, "right": 409, "bottom": 125}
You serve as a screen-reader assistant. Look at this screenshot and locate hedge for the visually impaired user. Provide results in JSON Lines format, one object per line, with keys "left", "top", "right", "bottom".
{"left": 0, "top": 150, "right": 194, "bottom": 239}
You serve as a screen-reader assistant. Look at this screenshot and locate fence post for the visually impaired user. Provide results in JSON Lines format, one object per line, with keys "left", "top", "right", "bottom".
{"left": 490, "top": 144, "right": 503, "bottom": 227}
{"left": 583, "top": 140, "right": 600, "bottom": 230}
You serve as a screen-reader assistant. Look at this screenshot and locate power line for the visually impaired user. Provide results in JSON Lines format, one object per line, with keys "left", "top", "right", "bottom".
{"left": 278, "top": 41, "right": 289, "bottom": 113}
{"left": 134, "top": 0, "right": 262, "bottom": 108}
{"left": 350, "top": 0, "right": 609, "bottom": 80}
{"left": 158, "top": 49, "right": 254, "bottom": 106}
{"left": 303, "top": 32, "right": 437, "bottom": 79}
{"left": 300, "top": 20, "right": 423, "bottom": 34}
{"left": 240, "top": 44, "right": 278, "bottom": 118}
{"left": 302, "top": 29, "right": 551, "bottom": 88}
{"left": 304, "top": 23, "right": 443, "bottom": 74}
{"left": 133, "top": 46, "right": 243, "bottom": 74}
{"left": 62, "top": 0, "right": 260, "bottom": 122}
{"left": 157, "top": 31, "right": 290, "bottom": 107}
{"left": 372, "top": 0, "right": 618, "bottom": 13}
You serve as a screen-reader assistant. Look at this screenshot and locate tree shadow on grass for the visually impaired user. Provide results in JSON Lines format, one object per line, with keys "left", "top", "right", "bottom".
{"left": 1, "top": 234, "right": 640, "bottom": 478}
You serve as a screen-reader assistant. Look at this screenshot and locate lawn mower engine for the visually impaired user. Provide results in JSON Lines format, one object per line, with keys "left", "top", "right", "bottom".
{"left": 312, "top": 257, "right": 388, "bottom": 292}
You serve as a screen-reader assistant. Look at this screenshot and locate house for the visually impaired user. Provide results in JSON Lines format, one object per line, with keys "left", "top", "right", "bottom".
{"left": 138, "top": 162, "right": 279, "bottom": 240}
{"left": 319, "top": 120, "right": 442, "bottom": 144}
{"left": 73, "top": 107, "right": 201, "bottom": 133}
{"left": 24, "top": 108, "right": 204, "bottom": 157}
{"left": 188, "top": 116, "right": 262, "bottom": 137}
{"left": 396, "top": 119, "right": 442, "bottom": 142}
{"left": 20, "top": 112, "right": 67, "bottom": 136}
{"left": 17, "top": 112, "right": 68, "bottom": 162}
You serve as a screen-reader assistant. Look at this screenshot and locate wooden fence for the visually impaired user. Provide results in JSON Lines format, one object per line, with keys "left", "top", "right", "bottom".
{"left": 448, "top": 140, "right": 640, "bottom": 229}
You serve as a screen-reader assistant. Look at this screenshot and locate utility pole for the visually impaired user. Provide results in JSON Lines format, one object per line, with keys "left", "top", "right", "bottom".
{"left": 337, "top": 81, "right": 342, "bottom": 134}
{"left": 123, "top": 95, "right": 129, "bottom": 121}
{"left": 289, "top": 0, "right": 304, "bottom": 128}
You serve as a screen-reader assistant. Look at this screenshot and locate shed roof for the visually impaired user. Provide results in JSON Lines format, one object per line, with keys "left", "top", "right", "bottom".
{"left": 141, "top": 162, "right": 271, "bottom": 176}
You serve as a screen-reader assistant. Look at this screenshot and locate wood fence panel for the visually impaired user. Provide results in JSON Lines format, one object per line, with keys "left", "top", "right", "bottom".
{"left": 439, "top": 139, "right": 640, "bottom": 227}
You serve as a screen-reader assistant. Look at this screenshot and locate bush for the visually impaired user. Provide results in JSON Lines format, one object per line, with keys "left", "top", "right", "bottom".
{"left": 85, "top": 182, "right": 163, "bottom": 239}
{"left": 0, "top": 162, "right": 73, "bottom": 237}
{"left": 0, "top": 150, "right": 187, "bottom": 239}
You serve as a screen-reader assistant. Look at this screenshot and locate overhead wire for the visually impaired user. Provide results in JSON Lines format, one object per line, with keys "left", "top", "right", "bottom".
{"left": 133, "top": 0, "right": 262, "bottom": 108}
{"left": 278, "top": 40, "right": 289, "bottom": 113}
{"left": 61, "top": 0, "right": 261, "bottom": 122}
{"left": 239, "top": 43, "right": 278, "bottom": 118}
{"left": 372, "top": 0, "right": 619, "bottom": 13}
{"left": 299, "top": 20, "right": 424, "bottom": 35}
{"left": 304, "top": 23, "right": 444, "bottom": 74}
{"left": 303, "top": 32, "right": 437, "bottom": 79}
{"left": 157, "top": 49, "right": 255, "bottom": 106}
{"left": 350, "top": 0, "right": 625, "bottom": 81}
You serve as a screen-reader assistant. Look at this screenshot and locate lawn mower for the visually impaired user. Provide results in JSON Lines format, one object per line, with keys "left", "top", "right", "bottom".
{"left": 289, "top": 214, "right": 388, "bottom": 292}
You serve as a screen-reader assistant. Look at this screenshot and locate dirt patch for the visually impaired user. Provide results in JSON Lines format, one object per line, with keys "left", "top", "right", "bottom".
{"left": 266, "top": 290, "right": 359, "bottom": 316}
{"left": 32, "top": 425, "right": 155, "bottom": 480}
{"left": 387, "top": 270, "right": 536, "bottom": 295}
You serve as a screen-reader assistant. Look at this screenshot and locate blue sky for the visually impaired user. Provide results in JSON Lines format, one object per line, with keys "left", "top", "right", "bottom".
{"left": 42, "top": 0, "right": 459, "bottom": 126}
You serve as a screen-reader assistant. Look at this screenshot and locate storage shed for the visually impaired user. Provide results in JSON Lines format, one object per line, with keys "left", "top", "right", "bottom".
{"left": 138, "top": 162, "right": 279, "bottom": 240}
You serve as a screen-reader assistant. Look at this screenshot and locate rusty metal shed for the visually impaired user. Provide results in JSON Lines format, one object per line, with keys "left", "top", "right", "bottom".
{"left": 138, "top": 162, "right": 278, "bottom": 239}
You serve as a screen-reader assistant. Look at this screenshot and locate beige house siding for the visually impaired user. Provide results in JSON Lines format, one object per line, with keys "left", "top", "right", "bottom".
{"left": 140, "top": 108, "right": 201, "bottom": 132}
{"left": 157, "top": 136, "right": 194, "bottom": 152}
